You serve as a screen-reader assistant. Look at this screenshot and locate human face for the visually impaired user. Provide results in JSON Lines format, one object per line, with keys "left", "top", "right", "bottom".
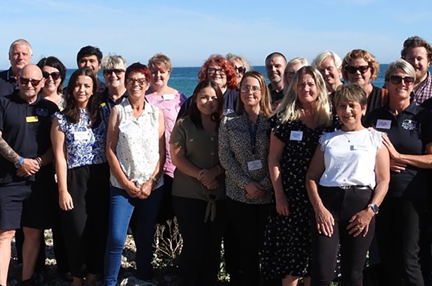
{"left": 73, "top": 75, "right": 93, "bottom": 108}
{"left": 18, "top": 65, "right": 44, "bottom": 102}
{"left": 9, "top": 44, "right": 32, "bottom": 75}
{"left": 240, "top": 76, "right": 262, "bottom": 109}
{"left": 103, "top": 68, "right": 125, "bottom": 90}
{"left": 126, "top": 71, "right": 149, "bottom": 99}
{"left": 78, "top": 55, "right": 100, "bottom": 75}
{"left": 41, "top": 66, "right": 61, "bottom": 95}
{"left": 232, "top": 59, "right": 246, "bottom": 84}
{"left": 207, "top": 63, "right": 227, "bottom": 90}
{"left": 404, "top": 47, "right": 431, "bottom": 83}
{"left": 266, "top": 56, "right": 286, "bottom": 85}
{"left": 346, "top": 58, "right": 372, "bottom": 88}
{"left": 296, "top": 73, "right": 318, "bottom": 106}
{"left": 386, "top": 68, "right": 414, "bottom": 102}
{"left": 150, "top": 65, "right": 171, "bottom": 89}
{"left": 195, "top": 86, "right": 219, "bottom": 117}
{"left": 336, "top": 99, "right": 365, "bottom": 131}
{"left": 318, "top": 56, "right": 342, "bottom": 90}
{"left": 285, "top": 63, "right": 304, "bottom": 86}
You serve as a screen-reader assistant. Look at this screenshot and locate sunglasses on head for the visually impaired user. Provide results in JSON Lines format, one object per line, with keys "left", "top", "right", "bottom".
{"left": 346, "top": 65, "right": 369, "bottom": 74}
{"left": 42, "top": 71, "right": 61, "bottom": 80}
{"left": 235, "top": 66, "right": 246, "bottom": 74}
{"left": 389, "top": 75, "right": 415, "bottom": 85}
{"left": 103, "top": 69, "right": 125, "bottom": 75}
{"left": 19, "top": 77, "right": 42, "bottom": 86}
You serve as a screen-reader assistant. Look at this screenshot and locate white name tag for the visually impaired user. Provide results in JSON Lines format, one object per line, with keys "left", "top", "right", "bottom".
{"left": 351, "top": 144, "right": 368, "bottom": 151}
{"left": 290, "top": 131, "right": 303, "bottom": 141}
{"left": 247, "top": 160, "right": 262, "bottom": 171}
{"left": 376, "top": 119, "right": 391, "bottom": 129}
{"left": 118, "top": 121, "right": 136, "bottom": 132}
{"left": 163, "top": 94, "right": 175, "bottom": 101}
{"left": 74, "top": 131, "right": 90, "bottom": 141}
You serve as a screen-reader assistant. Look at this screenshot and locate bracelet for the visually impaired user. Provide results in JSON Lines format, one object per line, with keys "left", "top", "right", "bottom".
{"left": 150, "top": 176, "right": 157, "bottom": 182}
{"left": 35, "top": 157, "right": 42, "bottom": 167}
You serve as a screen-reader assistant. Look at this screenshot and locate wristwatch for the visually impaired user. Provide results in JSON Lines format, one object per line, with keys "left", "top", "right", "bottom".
{"left": 14, "top": 157, "right": 24, "bottom": 169}
{"left": 368, "top": 203, "right": 379, "bottom": 215}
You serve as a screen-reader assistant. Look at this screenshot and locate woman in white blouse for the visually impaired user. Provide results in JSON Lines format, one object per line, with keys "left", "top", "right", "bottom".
{"left": 305, "top": 83, "right": 390, "bottom": 286}
{"left": 104, "top": 63, "right": 165, "bottom": 286}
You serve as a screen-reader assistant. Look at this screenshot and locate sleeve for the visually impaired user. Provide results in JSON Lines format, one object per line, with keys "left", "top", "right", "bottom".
{"left": 218, "top": 117, "right": 250, "bottom": 189}
{"left": 372, "top": 130, "right": 384, "bottom": 153}
{"left": 319, "top": 133, "right": 329, "bottom": 151}
{"left": 258, "top": 176, "right": 273, "bottom": 192}
{"left": 55, "top": 112, "right": 67, "bottom": 132}
{"left": 170, "top": 118, "right": 187, "bottom": 150}
{"left": 270, "top": 115, "right": 289, "bottom": 142}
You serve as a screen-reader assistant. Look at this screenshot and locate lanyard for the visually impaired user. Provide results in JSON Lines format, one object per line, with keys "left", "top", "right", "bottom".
{"left": 248, "top": 116, "right": 260, "bottom": 155}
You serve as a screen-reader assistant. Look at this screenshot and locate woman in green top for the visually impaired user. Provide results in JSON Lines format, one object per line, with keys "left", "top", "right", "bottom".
{"left": 170, "top": 79, "right": 226, "bottom": 286}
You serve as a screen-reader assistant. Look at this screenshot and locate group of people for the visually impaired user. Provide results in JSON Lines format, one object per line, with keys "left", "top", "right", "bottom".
{"left": 0, "top": 35, "right": 431, "bottom": 286}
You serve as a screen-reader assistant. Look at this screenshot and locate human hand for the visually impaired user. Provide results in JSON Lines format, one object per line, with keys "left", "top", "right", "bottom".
{"left": 197, "top": 168, "right": 218, "bottom": 186}
{"left": 347, "top": 209, "right": 374, "bottom": 237}
{"left": 137, "top": 180, "right": 153, "bottom": 199}
{"left": 123, "top": 180, "right": 140, "bottom": 198}
{"left": 382, "top": 134, "right": 401, "bottom": 160}
{"left": 59, "top": 191, "right": 74, "bottom": 211}
{"left": 315, "top": 206, "right": 334, "bottom": 237}
{"left": 275, "top": 192, "right": 289, "bottom": 217}
{"left": 203, "top": 179, "right": 219, "bottom": 190}
{"left": 245, "top": 182, "right": 266, "bottom": 200}
{"left": 17, "top": 158, "right": 40, "bottom": 177}
{"left": 389, "top": 158, "right": 406, "bottom": 173}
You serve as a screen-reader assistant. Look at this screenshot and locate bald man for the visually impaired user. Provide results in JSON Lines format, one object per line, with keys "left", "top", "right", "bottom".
{"left": 0, "top": 64, "right": 58, "bottom": 285}
{"left": 0, "top": 39, "right": 33, "bottom": 97}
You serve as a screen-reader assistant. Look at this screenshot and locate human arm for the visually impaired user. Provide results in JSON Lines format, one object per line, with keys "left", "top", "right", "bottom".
{"left": 51, "top": 117, "right": 73, "bottom": 211}
{"left": 305, "top": 145, "right": 335, "bottom": 237}
{"left": 105, "top": 107, "right": 140, "bottom": 198}
{"left": 16, "top": 148, "right": 54, "bottom": 177}
{"left": 138, "top": 110, "right": 166, "bottom": 199}
{"left": 347, "top": 145, "right": 390, "bottom": 237}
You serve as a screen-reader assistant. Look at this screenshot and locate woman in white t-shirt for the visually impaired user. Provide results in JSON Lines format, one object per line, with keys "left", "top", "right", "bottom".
{"left": 305, "top": 83, "right": 390, "bottom": 286}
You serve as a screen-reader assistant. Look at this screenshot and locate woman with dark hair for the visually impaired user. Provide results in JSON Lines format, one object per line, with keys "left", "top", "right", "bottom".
{"left": 51, "top": 68, "right": 110, "bottom": 286}
{"left": 170, "top": 79, "right": 226, "bottom": 286}
{"left": 37, "top": 56, "right": 66, "bottom": 107}
{"left": 218, "top": 71, "right": 273, "bottom": 286}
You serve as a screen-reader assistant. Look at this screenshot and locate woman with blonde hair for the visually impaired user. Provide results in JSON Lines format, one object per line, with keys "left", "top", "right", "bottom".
{"left": 226, "top": 53, "right": 252, "bottom": 85}
{"left": 283, "top": 57, "right": 309, "bottom": 92}
{"left": 261, "top": 66, "right": 338, "bottom": 286}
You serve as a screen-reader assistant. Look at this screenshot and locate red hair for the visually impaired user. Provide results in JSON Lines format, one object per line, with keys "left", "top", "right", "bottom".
{"left": 198, "top": 54, "right": 238, "bottom": 90}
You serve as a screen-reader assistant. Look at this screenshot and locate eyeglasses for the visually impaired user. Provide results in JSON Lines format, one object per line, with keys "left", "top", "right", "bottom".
{"left": 207, "top": 68, "right": 226, "bottom": 76}
{"left": 389, "top": 75, "right": 415, "bottom": 85}
{"left": 42, "top": 71, "right": 61, "bottom": 80}
{"left": 126, "top": 78, "right": 147, "bottom": 86}
{"left": 241, "top": 86, "right": 261, "bottom": 93}
{"left": 19, "top": 77, "right": 42, "bottom": 86}
{"left": 103, "top": 69, "right": 125, "bottom": 75}
{"left": 346, "top": 65, "right": 369, "bottom": 74}
{"left": 235, "top": 66, "right": 246, "bottom": 74}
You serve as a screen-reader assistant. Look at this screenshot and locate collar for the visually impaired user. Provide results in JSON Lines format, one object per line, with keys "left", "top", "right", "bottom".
{"left": 386, "top": 98, "right": 418, "bottom": 116}
{"left": 6, "top": 67, "right": 16, "bottom": 83}
{"left": 415, "top": 72, "right": 432, "bottom": 92}
{"left": 10, "top": 90, "right": 42, "bottom": 105}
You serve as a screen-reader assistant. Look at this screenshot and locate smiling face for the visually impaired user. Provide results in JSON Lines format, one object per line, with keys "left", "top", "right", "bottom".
{"left": 150, "top": 64, "right": 171, "bottom": 89}
{"left": 336, "top": 99, "right": 365, "bottom": 130}
{"left": 72, "top": 75, "right": 93, "bottom": 108}
{"left": 78, "top": 55, "right": 100, "bottom": 76}
{"left": 266, "top": 56, "right": 286, "bottom": 85}
{"left": 126, "top": 71, "right": 149, "bottom": 99}
{"left": 346, "top": 58, "right": 372, "bottom": 88}
{"left": 240, "top": 76, "right": 262, "bottom": 109}
{"left": 207, "top": 63, "right": 227, "bottom": 90}
{"left": 103, "top": 68, "right": 125, "bottom": 90}
{"left": 318, "top": 56, "right": 342, "bottom": 91}
{"left": 296, "top": 72, "right": 318, "bottom": 106}
{"left": 404, "top": 46, "right": 431, "bottom": 83}
{"left": 195, "top": 86, "right": 219, "bottom": 117}
{"left": 232, "top": 59, "right": 245, "bottom": 84}
{"left": 387, "top": 68, "right": 414, "bottom": 102}
{"left": 41, "top": 66, "right": 61, "bottom": 95}
{"left": 18, "top": 65, "right": 44, "bottom": 102}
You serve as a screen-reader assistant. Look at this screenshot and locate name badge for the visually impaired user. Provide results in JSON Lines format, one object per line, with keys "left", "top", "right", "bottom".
{"left": 119, "top": 121, "right": 137, "bottom": 132}
{"left": 247, "top": 160, "right": 262, "bottom": 171}
{"left": 163, "top": 94, "right": 175, "bottom": 101}
{"left": 74, "top": 131, "right": 90, "bottom": 141}
{"left": 376, "top": 119, "right": 391, "bottom": 129}
{"left": 26, "top": 116, "right": 38, "bottom": 123}
{"left": 290, "top": 131, "right": 303, "bottom": 141}
{"left": 350, "top": 144, "right": 368, "bottom": 151}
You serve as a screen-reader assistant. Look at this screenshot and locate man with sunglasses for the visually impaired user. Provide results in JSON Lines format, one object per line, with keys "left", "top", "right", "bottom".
{"left": 401, "top": 36, "right": 432, "bottom": 104}
{"left": 0, "top": 64, "right": 58, "bottom": 286}
{"left": 265, "top": 52, "right": 287, "bottom": 104}
{"left": 0, "top": 39, "right": 33, "bottom": 97}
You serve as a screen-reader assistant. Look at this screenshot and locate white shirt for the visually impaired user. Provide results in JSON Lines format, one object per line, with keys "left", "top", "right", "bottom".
{"left": 111, "top": 99, "right": 163, "bottom": 189}
{"left": 318, "top": 129, "right": 383, "bottom": 189}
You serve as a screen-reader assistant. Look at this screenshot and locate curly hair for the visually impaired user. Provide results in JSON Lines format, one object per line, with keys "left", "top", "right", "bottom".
{"left": 342, "top": 49, "right": 380, "bottom": 81}
{"left": 198, "top": 54, "right": 238, "bottom": 90}
{"left": 401, "top": 36, "right": 432, "bottom": 62}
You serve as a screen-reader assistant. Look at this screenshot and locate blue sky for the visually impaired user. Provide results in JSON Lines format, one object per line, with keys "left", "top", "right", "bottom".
{"left": 1, "top": 0, "right": 432, "bottom": 69}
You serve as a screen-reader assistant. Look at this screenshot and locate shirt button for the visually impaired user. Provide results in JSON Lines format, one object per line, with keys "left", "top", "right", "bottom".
{"left": 211, "top": 152, "right": 215, "bottom": 156}
{"left": 210, "top": 137, "right": 214, "bottom": 141}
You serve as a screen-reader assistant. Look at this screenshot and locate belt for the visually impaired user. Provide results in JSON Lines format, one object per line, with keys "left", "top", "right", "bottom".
{"left": 321, "top": 185, "right": 371, "bottom": 191}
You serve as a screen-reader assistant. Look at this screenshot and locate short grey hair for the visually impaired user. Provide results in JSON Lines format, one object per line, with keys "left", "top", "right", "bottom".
{"left": 312, "top": 50, "right": 342, "bottom": 69}
{"left": 101, "top": 54, "right": 127, "bottom": 71}
{"left": 385, "top": 59, "right": 416, "bottom": 82}
{"left": 9, "top": 39, "right": 32, "bottom": 56}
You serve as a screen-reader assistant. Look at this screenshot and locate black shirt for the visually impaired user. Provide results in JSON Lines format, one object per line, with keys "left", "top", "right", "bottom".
{"left": 0, "top": 68, "right": 18, "bottom": 97}
{"left": 0, "top": 91, "right": 59, "bottom": 183}
{"left": 365, "top": 101, "right": 432, "bottom": 198}
{"left": 268, "top": 83, "right": 284, "bottom": 103}
{"left": 98, "top": 88, "right": 128, "bottom": 126}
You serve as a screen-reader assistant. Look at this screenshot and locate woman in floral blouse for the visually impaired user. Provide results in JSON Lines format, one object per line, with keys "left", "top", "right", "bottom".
{"left": 51, "top": 68, "right": 110, "bottom": 286}
{"left": 218, "top": 71, "right": 273, "bottom": 286}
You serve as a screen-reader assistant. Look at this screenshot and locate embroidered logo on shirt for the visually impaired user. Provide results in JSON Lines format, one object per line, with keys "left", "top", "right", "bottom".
{"left": 36, "top": 108, "right": 48, "bottom": 117}
{"left": 401, "top": 119, "right": 418, "bottom": 131}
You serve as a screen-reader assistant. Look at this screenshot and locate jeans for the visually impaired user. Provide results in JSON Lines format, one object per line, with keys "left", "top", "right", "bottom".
{"left": 104, "top": 185, "right": 163, "bottom": 286}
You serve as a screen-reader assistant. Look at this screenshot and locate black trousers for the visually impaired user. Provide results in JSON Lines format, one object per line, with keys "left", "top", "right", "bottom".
{"left": 311, "top": 186, "right": 374, "bottom": 286}
{"left": 173, "top": 196, "right": 227, "bottom": 286}
{"left": 227, "top": 198, "right": 270, "bottom": 286}
{"left": 60, "top": 163, "right": 110, "bottom": 278}
{"left": 376, "top": 197, "right": 427, "bottom": 286}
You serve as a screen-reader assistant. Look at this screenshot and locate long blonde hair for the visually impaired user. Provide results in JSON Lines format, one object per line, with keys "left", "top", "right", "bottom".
{"left": 275, "top": 66, "right": 332, "bottom": 127}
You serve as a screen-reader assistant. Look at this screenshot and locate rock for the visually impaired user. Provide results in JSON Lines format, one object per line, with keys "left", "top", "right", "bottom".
{"left": 119, "top": 276, "right": 157, "bottom": 286}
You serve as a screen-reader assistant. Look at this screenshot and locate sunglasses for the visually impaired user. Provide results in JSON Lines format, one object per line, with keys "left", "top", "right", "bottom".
{"left": 346, "top": 65, "right": 369, "bottom": 74}
{"left": 389, "top": 75, "right": 415, "bottom": 85}
{"left": 126, "top": 78, "right": 147, "bottom": 86}
{"left": 103, "top": 69, "right": 125, "bottom": 75}
{"left": 42, "top": 71, "right": 61, "bottom": 80}
{"left": 19, "top": 77, "right": 42, "bottom": 86}
{"left": 235, "top": 66, "right": 246, "bottom": 74}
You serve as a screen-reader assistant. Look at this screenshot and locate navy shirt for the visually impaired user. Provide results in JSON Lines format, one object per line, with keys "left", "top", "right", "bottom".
{"left": 98, "top": 88, "right": 128, "bottom": 126}
{"left": 0, "top": 68, "right": 18, "bottom": 97}
{"left": 0, "top": 91, "right": 59, "bottom": 183}
{"left": 365, "top": 101, "right": 432, "bottom": 198}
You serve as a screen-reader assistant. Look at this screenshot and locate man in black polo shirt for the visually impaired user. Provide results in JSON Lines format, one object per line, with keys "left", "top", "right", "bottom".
{"left": 0, "top": 39, "right": 33, "bottom": 97}
{"left": 0, "top": 64, "right": 58, "bottom": 286}
{"left": 265, "top": 52, "right": 287, "bottom": 104}
{"left": 76, "top": 45, "right": 106, "bottom": 94}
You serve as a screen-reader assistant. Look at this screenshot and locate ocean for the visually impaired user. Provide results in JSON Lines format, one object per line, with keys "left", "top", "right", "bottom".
{"left": 63, "top": 65, "right": 392, "bottom": 97}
